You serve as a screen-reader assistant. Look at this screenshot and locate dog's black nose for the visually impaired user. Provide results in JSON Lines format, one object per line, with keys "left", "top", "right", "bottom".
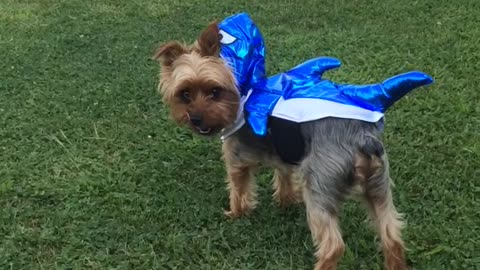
{"left": 189, "top": 114, "right": 202, "bottom": 127}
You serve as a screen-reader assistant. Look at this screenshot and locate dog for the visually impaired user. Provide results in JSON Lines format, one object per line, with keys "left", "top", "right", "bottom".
{"left": 152, "top": 21, "right": 409, "bottom": 270}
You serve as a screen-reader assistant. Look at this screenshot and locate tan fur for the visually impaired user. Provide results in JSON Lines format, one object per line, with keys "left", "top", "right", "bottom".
{"left": 196, "top": 20, "right": 221, "bottom": 56}
{"left": 224, "top": 164, "right": 258, "bottom": 218}
{"left": 161, "top": 52, "right": 237, "bottom": 102}
{"left": 153, "top": 22, "right": 239, "bottom": 135}
{"left": 307, "top": 211, "right": 345, "bottom": 270}
{"left": 272, "top": 168, "right": 302, "bottom": 207}
{"left": 369, "top": 193, "right": 407, "bottom": 270}
{"left": 360, "top": 154, "right": 407, "bottom": 270}
{"left": 221, "top": 138, "right": 259, "bottom": 218}
{"left": 353, "top": 153, "right": 383, "bottom": 184}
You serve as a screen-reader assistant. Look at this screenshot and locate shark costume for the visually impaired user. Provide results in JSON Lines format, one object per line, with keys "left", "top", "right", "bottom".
{"left": 218, "top": 13, "right": 434, "bottom": 164}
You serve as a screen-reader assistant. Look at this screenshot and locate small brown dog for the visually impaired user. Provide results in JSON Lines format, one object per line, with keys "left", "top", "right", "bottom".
{"left": 153, "top": 22, "right": 408, "bottom": 270}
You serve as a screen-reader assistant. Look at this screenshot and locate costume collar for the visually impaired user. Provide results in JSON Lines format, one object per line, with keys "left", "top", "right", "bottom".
{"left": 220, "top": 89, "right": 251, "bottom": 141}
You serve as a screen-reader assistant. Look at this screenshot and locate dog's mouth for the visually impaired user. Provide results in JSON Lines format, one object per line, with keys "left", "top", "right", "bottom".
{"left": 196, "top": 126, "right": 213, "bottom": 135}
{"left": 188, "top": 124, "right": 218, "bottom": 136}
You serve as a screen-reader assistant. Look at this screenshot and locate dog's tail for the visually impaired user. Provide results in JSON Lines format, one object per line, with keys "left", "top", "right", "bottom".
{"left": 359, "top": 135, "right": 385, "bottom": 159}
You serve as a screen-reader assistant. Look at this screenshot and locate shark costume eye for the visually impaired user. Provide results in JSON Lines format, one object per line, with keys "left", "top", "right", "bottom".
{"left": 219, "top": 30, "right": 237, "bottom": 44}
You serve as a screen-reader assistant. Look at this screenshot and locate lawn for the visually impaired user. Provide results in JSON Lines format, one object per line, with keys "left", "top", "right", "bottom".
{"left": 0, "top": 0, "right": 478, "bottom": 269}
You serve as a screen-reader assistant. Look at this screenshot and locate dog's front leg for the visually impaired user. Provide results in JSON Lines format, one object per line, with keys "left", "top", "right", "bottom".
{"left": 224, "top": 163, "right": 257, "bottom": 218}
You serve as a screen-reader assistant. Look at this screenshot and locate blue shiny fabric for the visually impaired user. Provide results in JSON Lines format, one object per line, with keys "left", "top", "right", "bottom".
{"left": 339, "top": 71, "right": 434, "bottom": 112}
{"left": 219, "top": 13, "right": 434, "bottom": 136}
{"left": 219, "top": 13, "right": 266, "bottom": 97}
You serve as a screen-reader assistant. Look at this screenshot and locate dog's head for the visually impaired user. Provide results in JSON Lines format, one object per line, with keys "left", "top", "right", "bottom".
{"left": 153, "top": 22, "right": 240, "bottom": 136}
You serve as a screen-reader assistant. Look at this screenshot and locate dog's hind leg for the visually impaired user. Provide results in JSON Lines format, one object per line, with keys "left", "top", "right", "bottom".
{"left": 360, "top": 155, "right": 408, "bottom": 270}
{"left": 272, "top": 167, "right": 301, "bottom": 207}
{"left": 303, "top": 176, "right": 345, "bottom": 270}
{"left": 301, "top": 152, "right": 353, "bottom": 270}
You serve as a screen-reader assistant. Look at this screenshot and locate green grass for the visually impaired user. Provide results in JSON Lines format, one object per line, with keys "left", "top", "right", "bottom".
{"left": 1, "top": 0, "right": 479, "bottom": 269}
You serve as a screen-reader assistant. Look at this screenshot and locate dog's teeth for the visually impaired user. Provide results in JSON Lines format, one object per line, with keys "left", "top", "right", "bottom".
{"left": 198, "top": 128, "right": 212, "bottom": 134}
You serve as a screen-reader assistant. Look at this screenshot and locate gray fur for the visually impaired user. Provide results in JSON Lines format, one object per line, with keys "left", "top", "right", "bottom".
{"left": 299, "top": 117, "right": 386, "bottom": 214}
{"left": 226, "top": 117, "right": 390, "bottom": 214}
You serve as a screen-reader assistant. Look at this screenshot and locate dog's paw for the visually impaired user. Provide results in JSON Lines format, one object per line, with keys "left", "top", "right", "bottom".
{"left": 274, "top": 189, "right": 303, "bottom": 208}
{"left": 224, "top": 209, "right": 241, "bottom": 219}
{"left": 276, "top": 196, "right": 301, "bottom": 208}
{"left": 224, "top": 208, "right": 250, "bottom": 219}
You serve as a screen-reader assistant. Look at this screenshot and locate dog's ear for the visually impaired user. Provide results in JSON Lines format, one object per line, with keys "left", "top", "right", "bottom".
{"left": 152, "top": 41, "right": 187, "bottom": 66}
{"left": 197, "top": 21, "right": 221, "bottom": 57}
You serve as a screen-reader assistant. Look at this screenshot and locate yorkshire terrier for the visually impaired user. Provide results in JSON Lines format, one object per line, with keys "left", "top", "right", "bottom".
{"left": 153, "top": 22, "right": 408, "bottom": 270}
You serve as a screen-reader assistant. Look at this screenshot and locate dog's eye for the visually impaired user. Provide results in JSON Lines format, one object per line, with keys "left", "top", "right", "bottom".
{"left": 180, "top": 90, "right": 191, "bottom": 102}
{"left": 210, "top": 88, "right": 221, "bottom": 100}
